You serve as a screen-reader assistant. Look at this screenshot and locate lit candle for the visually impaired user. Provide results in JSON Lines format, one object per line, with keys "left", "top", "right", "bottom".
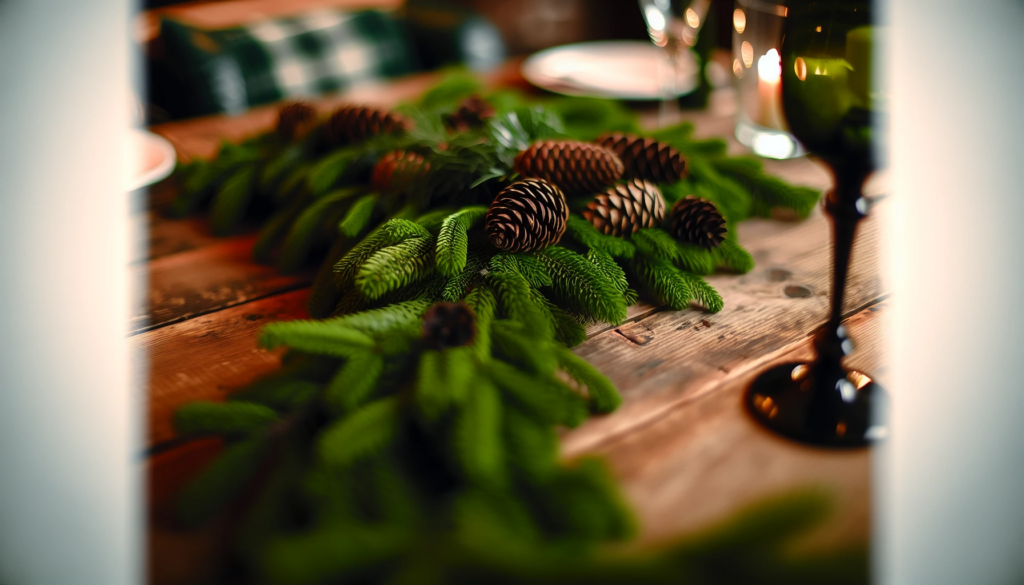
{"left": 756, "top": 48, "right": 785, "bottom": 129}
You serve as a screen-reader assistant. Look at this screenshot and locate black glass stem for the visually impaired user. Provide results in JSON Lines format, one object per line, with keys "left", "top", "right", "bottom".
{"left": 744, "top": 0, "right": 886, "bottom": 448}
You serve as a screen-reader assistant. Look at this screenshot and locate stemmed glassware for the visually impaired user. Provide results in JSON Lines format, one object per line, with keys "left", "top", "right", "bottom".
{"left": 638, "top": 0, "right": 710, "bottom": 122}
{"left": 744, "top": 0, "right": 886, "bottom": 447}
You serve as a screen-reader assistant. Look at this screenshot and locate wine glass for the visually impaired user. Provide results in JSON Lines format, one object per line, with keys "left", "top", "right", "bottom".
{"left": 638, "top": 0, "right": 710, "bottom": 122}
{"left": 744, "top": 0, "right": 886, "bottom": 447}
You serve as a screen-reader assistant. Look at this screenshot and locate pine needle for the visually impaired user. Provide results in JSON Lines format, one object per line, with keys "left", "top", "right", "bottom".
{"left": 632, "top": 229, "right": 717, "bottom": 275}
{"left": 209, "top": 165, "right": 257, "bottom": 235}
{"left": 490, "top": 253, "right": 552, "bottom": 288}
{"left": 318, "top": 396, "right": 401, "bottom": 469}
{"left": 564, "top": 216, "right": 636, "bottom": 259}
{"left": 539, "top": 246, "right": 628, "bottom": 325}
{"left": 339, "top": 194, "right": 377, "bottom": 238}
{"left": 632, "top": 256, "right": 693, "bottom": 311}
{"left": 436, "top": 207, "right": 488, "bottom": 277}
{"left": 554, "top": 348, "right": 622, "bottom": 414}
{"left": 486, "top": 270, "right": 552, "bottom": 338}
{"left": 174, "top": 401, "right": 279, "bottom": 437}
{"left": 278, "top": 187, "right": 363, "bottom": 272}
{"left": 416, "top": 347, "right": 475, "bottom": 420}
{"left": 259, "top": 321, "right": 376, "bottom": 356}
{"left": 176, "top": 438, "right": 267, "bottom": 529}
{"left": 323, "top": 351, "right": 385, "bottom": 415}
{"left": 464, "top": 285, "right": 497, "bottom": 358}
{"left": 714, "top": 239, "right": 755, "bottom": 274}
{"left": 357, "top": 236, "right": 437, "bottom": 300}
{"left": 451, "top": 378, "right": 505, "bottom": 486}
{"left": 307, "top": 148, "right": 360, "bottom": 196}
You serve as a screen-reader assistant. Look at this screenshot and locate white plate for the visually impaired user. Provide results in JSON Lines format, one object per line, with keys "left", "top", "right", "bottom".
{"left": 521, "top": 40, "right": 699, "bottom": 100}
{"left": 127, "top": 129, "right": 176, "bottom": 192}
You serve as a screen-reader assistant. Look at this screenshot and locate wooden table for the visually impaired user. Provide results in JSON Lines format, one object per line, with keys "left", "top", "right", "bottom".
{"left": 140, "top": 67, "right": 887, "bottom": 581}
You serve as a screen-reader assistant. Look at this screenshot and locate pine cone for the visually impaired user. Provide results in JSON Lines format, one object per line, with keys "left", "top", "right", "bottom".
{"left": 443, "top": 95, "right": 495, "bottom": 132}
{"left": 423, "top": 302, "right": 476, "bottom": 349}
{"left": 275, "top": 101, "right": 319, "bottom": 142}
{"left": 670, "top": 196, "right": 728, "bottom": 249}
{"left": 514, "top": 141, "right": 624, "bottom": 196}
{"left": 485, "top": 179, "right": 568, "bottom": 253}
{"left": 370, "top": 150, "right": 430, "bottom": 194}
{"left": 582, "top": 179, "right": 666, "bottom": 237}
{"left": 596, "top": 133, "right": 687, "bottom": 183}
{"left": 324, "top": 105, "right": 408, "bottom": 147}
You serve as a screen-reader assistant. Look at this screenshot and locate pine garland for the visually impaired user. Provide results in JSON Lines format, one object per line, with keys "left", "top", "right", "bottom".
{"left": 165, "top": 75, "right": 847, "bottom": 584}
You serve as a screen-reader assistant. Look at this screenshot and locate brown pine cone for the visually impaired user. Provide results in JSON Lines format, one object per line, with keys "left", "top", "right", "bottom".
{"left": 513, "top": 141, "right": 624, "bottom": 196}
{"left": 370, "top": 150, "right": 430, "bottom": 194}
{"left": 275, "top": 101, "right": 319, "bottom": 142}
{"left": 669, "top": 196, "right": 727, "bottom": 249}
{"left": 423, "top": 302, "right": 477, "bottom": 350}
{"left": 485, "top": 179, "right": 568, "bottom": 253}
{"left": 324, "top": 105, "right": 408, "bottom": 147}
{"left": 443, "top": 95, "right": 495, "bottom": 132}
{"left": 596, "top": 133, "right": 687, "bottom": 183}
{"left": 582, "top": 179, "right": 666, "bottom": 237}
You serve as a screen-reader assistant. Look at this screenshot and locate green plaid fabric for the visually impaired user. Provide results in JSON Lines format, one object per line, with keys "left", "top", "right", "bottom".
{"left": 162, "top": 10, "right": 418, "bottom": 117}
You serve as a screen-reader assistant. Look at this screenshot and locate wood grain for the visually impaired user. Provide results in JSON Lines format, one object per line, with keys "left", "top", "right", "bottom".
{"left": 563, "top": 200, "right": 886, "bottom": 456}
{"left": 132, "top": 236, "right": 311, "bottom": 333}
{"left": 592, "top": 302, "right": 887, "bottom": 551}
{"left": 137, "top": 289, "right": 310, "bottom": 447}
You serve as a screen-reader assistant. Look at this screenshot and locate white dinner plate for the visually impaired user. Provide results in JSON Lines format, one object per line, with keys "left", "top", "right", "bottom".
{"left": 127, "top": 129, "right": 176, "bottom": 192}
{"left": 521, "top": 40, "right": 699, "bottom": 100}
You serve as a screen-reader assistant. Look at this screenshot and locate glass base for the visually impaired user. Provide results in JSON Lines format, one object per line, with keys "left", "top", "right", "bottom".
{"left": 745, "top": 361, "right": 887, "bottom": 448}
{"left": 735, "top": 121, "right": 806, "bottom": 160}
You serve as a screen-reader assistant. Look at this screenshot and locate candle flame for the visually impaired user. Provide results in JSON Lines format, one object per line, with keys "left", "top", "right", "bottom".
{"left": 757, "top": 48, "right": 782, "bottom": 83}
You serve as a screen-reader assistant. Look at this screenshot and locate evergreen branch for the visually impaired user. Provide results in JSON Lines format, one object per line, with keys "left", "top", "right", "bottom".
{"left": 259, "top": 144, "right": 303, "bottom": 196}
{"left": 537, "top": 291, "right": 587, "bottom": 347}
{"left": 685, "top": 158, "right": 754, "bottom": 222}
{"left": 488, "top": 360, "right": 585, "bottom": 428}
{"left": 632, "top": 256, "right": 693, "bottom": 311}
{"left": 442, "top": 248, "right": 488, "bottom": 302}
{"left": 554, "top": 347, "right": 622, "bottom": 414}
{"left": 416, "top": 347, "right": 475, "bottom": 421}
{"left": 464, "top": 285, "right": 497, "bottom": 359}
{"left": 259, "top": 321, "right": 376, "bottom": 356}
{"left": 490, "top": 253, "right": 552, "bottom": 288}
{"left": 714, "top": 239, "right": 755, "bottom": 274}
{"left": 318, "top": 396, "right": 401, "bottom": 469}
{"left": 437, "top": 207, "right": 488, "bottom": 278}
{"left": 329, "top": 298, "right": 432, "bottom": 337}
{"left": 492, "top": 320, "right": 557, "bottom": 376}
{"left": 538, "top": 246, "right": 629, "bottom": 325}
{"left": 176, "top": 438, "right": 267, "bottom": 529}
{"left": 414, "top": 207, "right": 457, "bottom": 232}
{"left": 502, "top": 405, "right": 558, "bottom": 480}
{"left": 278, "top": 187, "right": 362, "bottom": 272}
{"left": 713, "top": 156, "right": 822, "bottom": 218}
{"left": 333, "top": 219, "right": 430, "bottom": 292}
{"left": 307, "top": 148, "right": 360, "bottom": 196}
{"left": 564, "top": 216, "right": 636, "bottom": 259}
{"left": 451, "top": 378, "right": 505, "bottom": 486}
{"left": 486, "top": 270, "right": 552, "bottom": 338}
{"left": 274, "top": 162, "right": 312, "bottom": 205}
{"left": 357, "top": 236, "right": 437, "bottom": 300}
{"left": 208, "top": 165, "right": 257, "bottom": 235}
{"left": 231, "top": 377, "right": 320, "bottom": 412}
{"left": 323, "top": 351, "right": 385, "bottom": 415}
{"left": 678, "top": 271, "right": 724, "bottom": 313}
{"left": 339, "top": 194, "right": 377, "bottom": 238}
{"left": 174, "top": 401, "right": 279, "bottom": 437}
{"left": 633, "top": 229, "right": 716, "bottom": 275}
{"left": 253, "top": 190, "right": 312, "bottom": 263}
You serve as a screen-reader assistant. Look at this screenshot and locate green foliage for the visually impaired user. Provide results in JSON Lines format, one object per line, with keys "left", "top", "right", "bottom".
{"left": 565, "top": 216, "right": 636, "bottom": 259}
{"left": 357, "top": 236, "right": 437, "bottom": 300}
{"left": 338, "top": 194, "right": 377, "bottom": 238}
{"left": 176, "top": 438, "right": 266, "bottom": 528}
{"left": 540, "top": 247, "right": 628, "bottom": 325}
{"left": 323, "top": 351, "right": 384, "bottom": 414}
{"left": 278, "top": 187, "right": 363, "bottom": 272}
{"left": 319, "top": 396, "right": 401, "bottom": 469}
{"left": 209, "top": 165, "right": 257, "bottom": 235}
{"left": 174, "top": 401, "right": 279, "bottom": 437}
{"left": 259, "top": 320, "right": 376, "bottom": 356}
{"left": 554, "top": 347, "right": 621, "bottom": 414}
{"left": 436, "top": 207, "right": 488, "bottom": 277}
{"left": 168, "top": 79, "right": 847, "bottom": 585}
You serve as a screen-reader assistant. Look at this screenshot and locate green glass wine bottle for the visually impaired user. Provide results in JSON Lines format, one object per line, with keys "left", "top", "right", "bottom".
{"left": 745, "top": 0, "right": 887, "bottom": 448}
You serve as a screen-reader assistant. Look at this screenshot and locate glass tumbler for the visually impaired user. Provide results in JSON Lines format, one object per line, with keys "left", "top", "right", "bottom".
{"left": 732, "top": 0, "right": 805, "bottom": 159}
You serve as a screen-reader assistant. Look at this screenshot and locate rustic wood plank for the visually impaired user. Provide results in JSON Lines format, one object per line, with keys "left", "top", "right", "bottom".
{"left": 562, "top": 199, "right": 886, "bottom": 456}
{"left": 137, "top": 289, "right": 310, "bottom": 447}
{"left": 132, "top": 236, "right": 311, "bottom": 333}
{"left": 590, "top": 302, "right": 887, "bottom": 550}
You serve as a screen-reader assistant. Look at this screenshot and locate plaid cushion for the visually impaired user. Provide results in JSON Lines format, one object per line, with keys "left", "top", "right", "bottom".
{"left": 161, "top": 9, "right": 418, "bottom": 117}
